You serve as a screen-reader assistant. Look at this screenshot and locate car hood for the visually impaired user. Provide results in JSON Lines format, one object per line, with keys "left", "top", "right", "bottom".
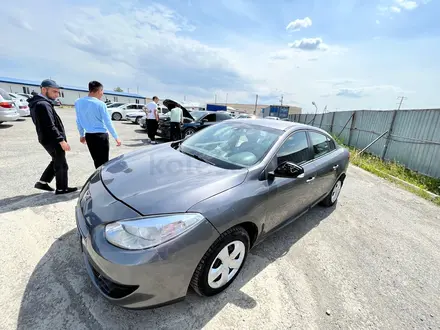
{"left": 100, "top": 144, "right": 248, "bottom": 215}
{"left": 163, "top": 99, "right": 194, "bottom": 121}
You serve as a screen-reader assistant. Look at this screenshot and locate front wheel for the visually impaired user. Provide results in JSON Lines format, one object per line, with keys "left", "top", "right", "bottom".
{"left": 183, "top": 128, "right": 196, "bottom": 137}
{"left": 191, "top": 226, "right": 249, "bottom": 297}
{"left": 112, "top": 112, "right": 122, "bottom": 121}
{"left": 135, "top": 117, "right": 142, "bottom": 125}
{"left": 320, "top": 178, "right": 343, "bottom": 207}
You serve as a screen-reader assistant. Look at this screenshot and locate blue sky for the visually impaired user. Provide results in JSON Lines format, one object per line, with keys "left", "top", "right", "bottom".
{"left": 2, "top": 0, "right": 439, "bottom": 112}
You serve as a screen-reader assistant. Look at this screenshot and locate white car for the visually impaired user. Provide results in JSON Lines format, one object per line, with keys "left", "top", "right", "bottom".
{"left": 9, "top": 93, "right": 30, "bottom": 117}
{"left": 0, "top": 88, "right": 20, "bottom": 124}
{"left": 107, "top": 103, "right": 145, "bottom": 121}
{"left": 126, "top": 105, "right": 169, "bottom": 124}
{"left": 265, "top": 116, "right": 280, "bottom": 120}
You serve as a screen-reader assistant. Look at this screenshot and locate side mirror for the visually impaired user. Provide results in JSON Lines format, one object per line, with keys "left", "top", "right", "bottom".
{"left": 269, "top": 161, "right": 304, "bottom": 178}
{"left": 201, "top": 118, "right": 208, "bottom": 123}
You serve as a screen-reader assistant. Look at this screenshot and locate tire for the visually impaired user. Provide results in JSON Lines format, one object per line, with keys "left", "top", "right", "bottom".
{"left": 183, "top": 128, "right": 196, "bottom": 137}
{"left": 320, "top": 178, "right": 343, "bottom": 207}
{"left": 135, "top": 117, "right": 141, "bottom": 125}
{"left": 112, "top": 112, "right": 122, "bottom": 121}
{"left": 190, "top": 226, "right": 250, "bottom": 297}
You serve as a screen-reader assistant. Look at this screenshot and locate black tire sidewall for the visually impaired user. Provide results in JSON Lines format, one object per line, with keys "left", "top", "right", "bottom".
{"left": 112, "top": 112, "right": 121, "bottom": 121}
{"left": 184, "top": 128, "right": 195, "bottom": 137}
{"left": 196, "top": 228, "right": 250, "bottom": 296}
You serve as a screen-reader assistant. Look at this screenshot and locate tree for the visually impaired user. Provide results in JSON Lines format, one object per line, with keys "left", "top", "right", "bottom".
{"left": 114, "top": 87, "right": 123, "bottom": 92}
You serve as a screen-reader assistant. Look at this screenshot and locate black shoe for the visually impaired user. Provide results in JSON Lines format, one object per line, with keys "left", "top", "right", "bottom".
{"left": 34, "top": 182, "right": 55, "bottom": 192}
{"left": 55, "top": 187, "right": 78, "bottom": 195}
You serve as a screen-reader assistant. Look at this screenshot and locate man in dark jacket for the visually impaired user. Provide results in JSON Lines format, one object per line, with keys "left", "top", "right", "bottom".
{"left": 29, "top": 79, "right": 77, "bottom": 195}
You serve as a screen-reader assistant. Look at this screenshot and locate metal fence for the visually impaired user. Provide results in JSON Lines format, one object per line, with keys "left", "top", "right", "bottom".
{"left": 290, "top": 109, "right": 440, "bottom": 179}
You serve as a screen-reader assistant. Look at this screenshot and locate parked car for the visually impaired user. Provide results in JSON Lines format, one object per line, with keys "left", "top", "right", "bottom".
{"left": 17, "top": 93, "right": 33, "bottom": 100}
{"left": 76, "top": 118, "right": 349, "bottom": 309}
{"left": 0, "top": 88, "right": 20, "bottom": 124}
{"left": 236, "top": 114, "right": 256, "bottom": 119}
{"left": 156, "top": 99, "right": 232, "bottom": 140}
{"left": 107, "top": 103, "right": 145, "bottom": 121}
{"left": 265, "top": 116, "right": 280, "bottom": 120}
{"left": 8, "top": 93, "right": 30, "bottom": 117}
{"left": 127, "top": 105, "right": 169, "bottom": 125}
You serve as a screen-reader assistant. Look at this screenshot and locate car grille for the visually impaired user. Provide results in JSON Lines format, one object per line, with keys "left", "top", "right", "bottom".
{"left": 90, "top": 262, "right": 139, "bottom": 299}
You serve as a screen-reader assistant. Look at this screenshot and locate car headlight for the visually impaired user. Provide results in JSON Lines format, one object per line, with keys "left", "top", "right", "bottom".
{"left": 105, "top": 213, "right": 205, "bottom": 250}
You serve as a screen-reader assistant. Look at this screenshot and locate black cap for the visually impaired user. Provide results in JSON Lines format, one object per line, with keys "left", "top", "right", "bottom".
{"left": 41, "top": 79, "right": 62, "bottom": 89}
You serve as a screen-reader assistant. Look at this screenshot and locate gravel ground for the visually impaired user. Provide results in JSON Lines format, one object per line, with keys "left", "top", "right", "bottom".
{"left": 0, "top": 109, "right": 439, "bottom": 330}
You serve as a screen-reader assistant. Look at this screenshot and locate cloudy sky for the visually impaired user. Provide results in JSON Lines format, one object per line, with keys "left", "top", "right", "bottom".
{"left": 2, "top": 0, "right": 439, "bottom": 112}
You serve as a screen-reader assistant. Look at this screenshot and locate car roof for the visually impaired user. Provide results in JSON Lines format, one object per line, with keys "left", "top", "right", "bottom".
{"left": 228, "top": 118, "right": 328, "bottom": 133}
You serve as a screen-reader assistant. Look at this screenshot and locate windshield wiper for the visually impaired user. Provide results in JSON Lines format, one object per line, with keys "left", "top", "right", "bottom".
{"left": 179, "top": 149, "right": 215, "bottom": 165}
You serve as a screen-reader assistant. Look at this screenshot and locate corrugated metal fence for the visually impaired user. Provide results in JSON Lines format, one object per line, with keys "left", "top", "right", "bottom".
{"left": 290, "top": 109, "right": 440, "bottom": 178}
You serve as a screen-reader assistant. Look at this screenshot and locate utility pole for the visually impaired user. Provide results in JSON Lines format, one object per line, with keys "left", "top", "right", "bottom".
{"left": 382, "top": 96, "right": 406, "bottom": 160}
{"left": 280, "top": 95, "right": 283, "bottom": 106}
{"left": 254, "top": 94, "right": 258, "bottom": 114}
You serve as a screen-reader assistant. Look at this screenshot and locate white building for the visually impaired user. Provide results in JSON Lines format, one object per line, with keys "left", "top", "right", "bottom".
{"left": 0, "top": 76, "right": 146, "bottom": 105}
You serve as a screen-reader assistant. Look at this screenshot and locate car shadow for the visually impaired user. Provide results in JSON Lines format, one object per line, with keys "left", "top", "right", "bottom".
{"left": 0, "top": 124, "right": 13, "bottom": 129}
{"left": 124, "top": 138, "right": 167, "bottom": 147}
{"left": 134, "top": 129, "right": 148, "bottom": 134}
{"left": 0, "top": 191, "right": 80, "bottom": 214}
{"left": 17, "top": 205, "right": 335, "bottom": 330}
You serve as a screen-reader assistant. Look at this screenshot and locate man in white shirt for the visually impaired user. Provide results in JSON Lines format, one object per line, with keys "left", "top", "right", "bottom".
{"left": 144, "top": 96, "right": 160, "bottom": 144}
{"left": 169, "top": 104, "right": 183, "bottom": 141}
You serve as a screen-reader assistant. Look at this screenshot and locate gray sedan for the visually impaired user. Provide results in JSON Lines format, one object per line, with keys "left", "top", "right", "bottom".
{"left": 76, "top": 119, "right": 349, "bottom": 309}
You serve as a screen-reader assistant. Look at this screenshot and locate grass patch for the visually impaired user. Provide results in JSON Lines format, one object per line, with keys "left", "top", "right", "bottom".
{"left": 333, "top": 136, "right": 440, "bottom": 206}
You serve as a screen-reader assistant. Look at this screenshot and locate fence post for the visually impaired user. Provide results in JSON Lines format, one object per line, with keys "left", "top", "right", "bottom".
{"left": 330, "top": 112, "right": 335, "bottom": 134}
{"left": 319, "top": 113, "right": 324, "bottom": 129}
{"left": 347, "top": 111, "right": 357, "bottom": 146}
{"left": 381, "top": 110, "right": 398, "bottom": 160}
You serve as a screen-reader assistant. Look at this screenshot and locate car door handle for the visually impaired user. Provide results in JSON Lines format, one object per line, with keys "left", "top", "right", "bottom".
{"left": 306, "top": 177, "right": 315, "bottom": 183}
{"left": 333, "top": 165, "right": 339, "bottom": 170}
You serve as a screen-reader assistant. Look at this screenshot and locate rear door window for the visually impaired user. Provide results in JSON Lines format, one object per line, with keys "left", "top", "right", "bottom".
{"left": 309, "top": 131, "right": 335, "bottom": 158}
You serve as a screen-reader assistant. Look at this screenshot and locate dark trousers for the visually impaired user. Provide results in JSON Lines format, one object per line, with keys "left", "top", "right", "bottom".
{"left": 146, "top": 119, "right": 158, "bottom": 141}
{"left": 170, "top": 122, "right": 181, "bottom": 141}
{"left": 85, "top": 133, "right": 110, "bottom": 169}
{"left": 40, "top": 143, "right": 68, "bottom": 190}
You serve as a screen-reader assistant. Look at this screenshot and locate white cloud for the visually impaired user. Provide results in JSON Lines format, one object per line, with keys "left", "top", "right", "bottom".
{"left": 395, "top": 0, "right": 418, "bottom": 10}
{"left": 286, "top": 17, "right": 312, "bottom": 32}
{"left": 288, "top": 38, "right": 328, "bottom": 51}
{"left": 376, "top": 19, "right": 381, "bottom": 24}
{"left": 378, "top": 0, "right": 421, "bottom": 15}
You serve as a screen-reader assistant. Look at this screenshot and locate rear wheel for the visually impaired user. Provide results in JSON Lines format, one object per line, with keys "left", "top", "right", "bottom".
{"left": 321, "top": 178, "right": 343, "bottom": 207}
{"left": 112, "top": 112, "right": 122, "bottom": 121}
{"left": 191, "top": 226, "right": 249, "bottom": 297}
{"left": 184, "top": 128, "right": 196, "bottom": 137}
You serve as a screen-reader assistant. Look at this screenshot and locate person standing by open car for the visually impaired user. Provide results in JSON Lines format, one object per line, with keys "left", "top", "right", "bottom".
{"left": 144, "top": 96, "right": 160, "bottom": 144}
{"left": 169, "top": 104, "right": 183, "bottom": 141}
{"left": 29, "top": 79, "right": 77, "bottom": 195}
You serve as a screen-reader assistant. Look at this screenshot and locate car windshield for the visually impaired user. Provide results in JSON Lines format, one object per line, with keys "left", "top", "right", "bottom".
{"left": 189, "top": 111, "right": 207, "bottom": 121}
{"left": 180, "top": 122, "right": 282, "bottom": 169}
{"left": 107, "top": 103, "right": 125, "bottom": 108}
{"left": 0, "top": 89, "right": 12, "bottom": 100}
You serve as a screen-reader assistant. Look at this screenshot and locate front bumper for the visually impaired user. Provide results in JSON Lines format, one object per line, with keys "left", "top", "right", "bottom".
{"left": 76, "top": 174, "right": 219, "bottom": 309}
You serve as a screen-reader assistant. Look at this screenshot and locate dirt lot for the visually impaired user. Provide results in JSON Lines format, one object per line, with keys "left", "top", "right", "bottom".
{"left": 0, "top": 109, "right": 439, "bottom": 330}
